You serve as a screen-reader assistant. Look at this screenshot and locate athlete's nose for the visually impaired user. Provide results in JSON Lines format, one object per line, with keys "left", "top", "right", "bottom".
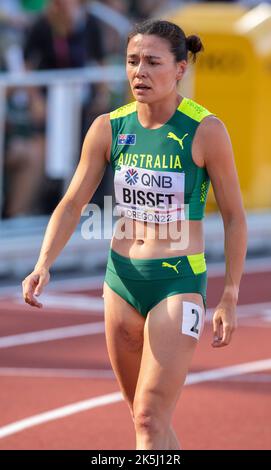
{"left": 135, "top": 61, "right": 147, "bottom": 78}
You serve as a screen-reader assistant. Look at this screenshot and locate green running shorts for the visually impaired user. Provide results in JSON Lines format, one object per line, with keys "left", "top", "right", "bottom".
{"left": 104, "top": 248, "right": 207, "bottom": 318}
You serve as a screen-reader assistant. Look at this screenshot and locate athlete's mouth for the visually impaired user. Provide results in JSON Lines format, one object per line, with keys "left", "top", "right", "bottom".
{"left": 134, "top": 84, "right": 151, "bottom": 90}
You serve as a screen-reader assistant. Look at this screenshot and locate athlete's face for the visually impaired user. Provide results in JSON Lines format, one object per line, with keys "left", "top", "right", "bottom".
{"left": 126, "top": 34, "right": 187, "bottom": 103}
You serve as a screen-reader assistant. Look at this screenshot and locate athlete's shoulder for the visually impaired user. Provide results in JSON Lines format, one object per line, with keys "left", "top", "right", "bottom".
{"left": 84, "top": 113, "right": 111, "bottom": 146}
{"left": 88, "top": 113, "right": 111, "bottom": 133}
{"left": 177, "top": 97, "right": 214, "bottom": 123}
{"left": 199, "top": 116, "right": 231, "bottom": 151}
{"left": 195, "top": 115, "right": 232, "bottom": 165}
{"left": 110, "top": 101, "right": 137, "bottom": 120}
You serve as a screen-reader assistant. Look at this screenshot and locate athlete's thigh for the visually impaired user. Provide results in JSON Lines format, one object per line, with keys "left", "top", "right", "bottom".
{"left": 134, "top": 293, "right": 204, "bottom": 415}
{"left": 103, "top": 282, "right": 145, "bottom": 408}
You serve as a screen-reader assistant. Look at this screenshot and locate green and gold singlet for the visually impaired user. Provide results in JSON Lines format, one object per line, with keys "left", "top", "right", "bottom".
{"left": 110, "top": 97, "right": 212, "bottom": 223}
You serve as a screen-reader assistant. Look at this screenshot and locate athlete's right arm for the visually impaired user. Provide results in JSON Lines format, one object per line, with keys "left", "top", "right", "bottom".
{"left": 22, "top": 114, "right": 111, "bottom": 308}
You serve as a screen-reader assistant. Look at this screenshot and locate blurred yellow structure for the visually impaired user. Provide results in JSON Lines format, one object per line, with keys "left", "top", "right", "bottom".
{"left": 168, "top": 2, "right": 271, "bottom": 212}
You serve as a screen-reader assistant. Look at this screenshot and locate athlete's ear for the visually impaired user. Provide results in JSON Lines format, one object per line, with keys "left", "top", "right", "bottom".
{"left": 176, "top": 61, "right": 187, "bottom": 80}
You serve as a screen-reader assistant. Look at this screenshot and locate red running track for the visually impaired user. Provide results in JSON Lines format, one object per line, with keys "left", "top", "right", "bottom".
{"left": 0, "top": 266, "right": 270, "bottom": 450}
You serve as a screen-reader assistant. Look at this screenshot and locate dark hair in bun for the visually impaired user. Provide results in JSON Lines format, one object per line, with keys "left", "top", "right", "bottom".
{"left": 186, "top": 35, "right": 204, "bottom": 62}
{"left": 128, "top": 20, "right": 204, "bottom": 63}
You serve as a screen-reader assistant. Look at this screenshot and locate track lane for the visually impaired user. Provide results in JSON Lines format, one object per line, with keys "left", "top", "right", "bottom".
{"left": 0, "top": 267, "right": 270, "bottom": 449}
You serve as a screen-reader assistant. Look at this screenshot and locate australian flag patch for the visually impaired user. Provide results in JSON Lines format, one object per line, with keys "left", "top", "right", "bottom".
{"left": 118, "top": 134, "right": 136, "bottom": 145}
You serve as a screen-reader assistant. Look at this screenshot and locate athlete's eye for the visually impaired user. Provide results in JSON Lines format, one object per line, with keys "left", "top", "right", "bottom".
{"left": 127, "top": 60, "right": 137, "bottom": 65}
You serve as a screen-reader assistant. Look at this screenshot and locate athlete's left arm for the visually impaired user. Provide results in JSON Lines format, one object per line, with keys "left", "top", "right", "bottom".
{"left": 200, "top": 116, "right": 247, "bottom": 348}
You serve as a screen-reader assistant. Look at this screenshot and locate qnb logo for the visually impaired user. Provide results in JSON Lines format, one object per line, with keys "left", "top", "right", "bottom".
{"left": 125, "top": 168, "right": 139, "bottom": 185}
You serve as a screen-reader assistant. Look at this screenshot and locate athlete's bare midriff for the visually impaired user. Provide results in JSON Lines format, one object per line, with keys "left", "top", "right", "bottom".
{"left": 111, "top": 218, "right": 204, "bottom": 259}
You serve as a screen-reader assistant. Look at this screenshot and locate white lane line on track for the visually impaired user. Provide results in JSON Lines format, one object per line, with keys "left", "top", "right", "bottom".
{"left": 2, "top": 297, "right": 270, "bottom": 320}
{"left": 0, "top": 275, "right": 105, "bottom": 296}
{"left": 207, "top": 257, "right": 271, "bottom": 277}
{"left": 0, "top": 322, "right": 105, "bottom": 349}
{"left": 0, "top": 367, "right": 270, "bottom": 383}
{"left": 0, "top": 301, "right": 271, "bottom": 349}
{"left": 0, "top": 358, "right": 270, "bottom": 440}
{"left": 14, "top": 293, "right": 105, "bottom": 312}
{"left": 219, "top": 373, "right": 271, "bottom": 383}
{"left": 0, "top": 256, "right": 271, "bottom": 297}
{"left": 0, "top": 367, "right": 115, "bottom": 379}
{"left": 186, "top": 359, "right": 271, "bottom": 385}
{"left": 0, "top": 392, "right": 122, "bottom": 439}
{"left": 0, "top": 367, "right": 270, "bottom": 382}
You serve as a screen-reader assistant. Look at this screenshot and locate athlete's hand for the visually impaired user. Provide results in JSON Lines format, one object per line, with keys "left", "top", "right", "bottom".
{"left": 212, "top": 300, "right": 237, "bottom": 348}
{"left": 22, "top": 268, "right": 50, "bottom": 308}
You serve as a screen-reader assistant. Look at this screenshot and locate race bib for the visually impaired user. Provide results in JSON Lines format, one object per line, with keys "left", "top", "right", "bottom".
{"left": 182, "top": 301, "right": 204, "bottom": 340}
{"left": 114, "top": 165, "right": 185, "bottom": 224}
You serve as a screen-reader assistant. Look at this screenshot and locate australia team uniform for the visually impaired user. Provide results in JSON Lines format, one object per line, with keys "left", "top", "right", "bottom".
{"left": 104, "top": 97, "right": 213, "bottom": 331}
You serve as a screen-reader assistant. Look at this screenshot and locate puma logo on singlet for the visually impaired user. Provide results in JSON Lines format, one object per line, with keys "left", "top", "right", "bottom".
{"left": 162, "top": 260, "right": 182, "bottom": 274}
{"left": 167, "top": 132, "right": 189, "bottom": 149}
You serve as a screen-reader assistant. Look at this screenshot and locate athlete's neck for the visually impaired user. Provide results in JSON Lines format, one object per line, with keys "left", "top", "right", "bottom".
{"left": 136, "top": 94, "right": 183, "bottom": 130}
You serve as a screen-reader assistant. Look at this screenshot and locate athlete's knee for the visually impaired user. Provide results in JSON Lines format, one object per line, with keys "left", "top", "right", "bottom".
{"left": 134, "top": 407, "right": 165, "bottom": 436}
{"left": 133, "top": 399, "right": 170, "bottom": 436}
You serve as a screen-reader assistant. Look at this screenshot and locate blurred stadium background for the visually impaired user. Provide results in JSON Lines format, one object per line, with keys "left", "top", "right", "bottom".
{"left": 0, "top": 0, "right": 270, "bottom": 282}
{"left": 1, "top": 0, "right": 271, "bottom": 284}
